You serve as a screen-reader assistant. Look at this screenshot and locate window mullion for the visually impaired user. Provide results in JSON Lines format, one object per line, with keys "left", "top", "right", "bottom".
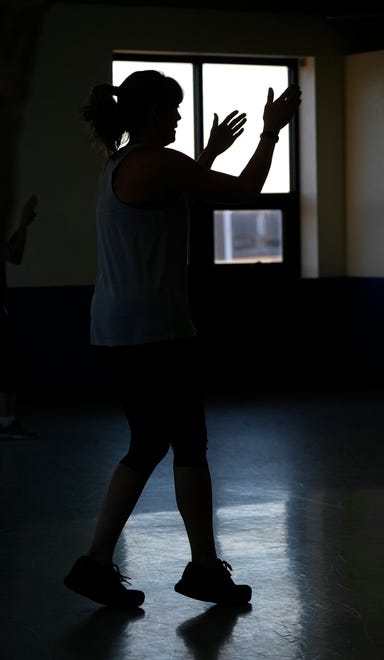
{"left": 193, "top": 62, "right": 204, "bottom": 158}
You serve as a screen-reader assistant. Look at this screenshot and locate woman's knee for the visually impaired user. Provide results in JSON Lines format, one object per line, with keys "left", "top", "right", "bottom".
{"left": 172, "top": 437, "right": 208, "bottom": 468}
{"left": 120, "top": 442, "right": 170, "bottom": 476}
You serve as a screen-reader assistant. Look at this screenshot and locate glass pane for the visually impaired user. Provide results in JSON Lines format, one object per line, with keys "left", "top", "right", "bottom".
{"left": 202, "top": 63, "right": 290, "bottom": 192}
{"left": 112, "top": 60, "right": 195, "bottom": 157}
{"left": 214, "top": 209, "right": 283, "bottom": 264}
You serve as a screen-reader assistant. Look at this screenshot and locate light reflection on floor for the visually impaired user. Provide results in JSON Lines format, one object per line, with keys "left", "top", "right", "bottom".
{"left": 1, "top": 389, "right": 384, "bottom": 659}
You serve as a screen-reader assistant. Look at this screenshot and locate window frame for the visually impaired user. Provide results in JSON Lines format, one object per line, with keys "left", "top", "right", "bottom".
{"left": 113, "top": 52, "right": 301, "bottom": 279}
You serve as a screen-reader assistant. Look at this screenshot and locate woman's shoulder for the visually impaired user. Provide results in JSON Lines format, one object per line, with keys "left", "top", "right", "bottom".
{"left": 116, "top": 145, "right": 194, "bottom": 179}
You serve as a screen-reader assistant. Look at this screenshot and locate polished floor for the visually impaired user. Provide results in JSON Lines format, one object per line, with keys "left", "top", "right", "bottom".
{"left": 1, "top": 386, "right": 384, "bottom": 660}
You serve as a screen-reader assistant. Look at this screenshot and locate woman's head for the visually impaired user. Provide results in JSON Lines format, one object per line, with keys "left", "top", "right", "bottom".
{"left": 81, "top": 70, "right": 183, "bottom": 154}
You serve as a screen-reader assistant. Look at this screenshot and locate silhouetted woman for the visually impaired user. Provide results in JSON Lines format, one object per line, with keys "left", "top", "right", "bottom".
{"left": 64, "top": 70, "right": 301, "bottom": 609}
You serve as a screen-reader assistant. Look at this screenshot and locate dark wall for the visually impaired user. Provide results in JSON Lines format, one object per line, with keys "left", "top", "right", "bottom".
{"left": 190, "top": 276, "right": 384, "bottom": 392}
{"left": 7, "top": 277, "right": 384, "bottom": 397}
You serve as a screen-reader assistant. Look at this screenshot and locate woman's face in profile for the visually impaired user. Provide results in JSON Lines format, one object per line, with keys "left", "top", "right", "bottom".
{"left": 155, "top": 104, "right": 181, "bottom": 146}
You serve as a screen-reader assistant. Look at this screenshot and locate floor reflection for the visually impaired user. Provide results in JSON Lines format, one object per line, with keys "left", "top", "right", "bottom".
{"left": 57, "top": 608, "right": 145, "bottom": 660}
{"left": 2, "top": 388, "right": 384, "bottom": 658}
{"left": 285, "top": 487, "right": 384, "bottom": 657}
{"left": 177, "top": 603, "right": 252, "bottom": 660}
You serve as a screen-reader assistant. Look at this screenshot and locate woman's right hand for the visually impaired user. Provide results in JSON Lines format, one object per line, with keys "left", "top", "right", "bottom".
{"left": 206, "top": 110, "right": 247, "bottom": 157}
{"left": 262, "top": 84, "right": 301, "bottom": 135}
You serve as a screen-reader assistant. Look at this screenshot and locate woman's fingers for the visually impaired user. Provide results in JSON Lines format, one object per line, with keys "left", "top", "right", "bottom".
{"left": 221, "top": 111, "right": 247, "bottom": 133}
{"left": 277, "top": 84, "right": 301, "bottom": 103}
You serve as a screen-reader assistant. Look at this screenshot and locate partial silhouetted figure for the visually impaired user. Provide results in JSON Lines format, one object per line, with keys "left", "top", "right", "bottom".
{"left": 0, "top": 194, "right": 38, "bottom": 439}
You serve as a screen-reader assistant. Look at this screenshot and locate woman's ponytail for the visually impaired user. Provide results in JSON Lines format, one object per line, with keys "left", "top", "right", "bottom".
{"left": 81, "top": 83, "right": 126, "bottom": 155}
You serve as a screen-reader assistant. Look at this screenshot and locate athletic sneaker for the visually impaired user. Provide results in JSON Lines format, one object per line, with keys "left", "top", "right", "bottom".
{"left": 64, "top": 555, "right": 145, "bottom": 609}
{"left": 174, "top": 559, "right": 252, "bottom": 605}
{"left": 0, "top": 420, "right": 37, "bottom": 439}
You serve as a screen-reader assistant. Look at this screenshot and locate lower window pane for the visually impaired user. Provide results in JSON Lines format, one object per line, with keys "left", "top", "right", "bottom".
{"left": 214, "top": 209, "right": 283, "bottom": 264}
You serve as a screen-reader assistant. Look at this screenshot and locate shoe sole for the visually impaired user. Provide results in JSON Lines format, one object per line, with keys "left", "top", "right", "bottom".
{"left": 63, "top": 575, "right": 145, "bottom": 609}
{"left": 174, "top": 581, "right": 252, "bottom": 605}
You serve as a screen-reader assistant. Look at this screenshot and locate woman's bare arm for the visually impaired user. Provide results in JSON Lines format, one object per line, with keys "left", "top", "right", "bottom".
{"left": 114, "top": 84, "right": 301, "bottom": 205}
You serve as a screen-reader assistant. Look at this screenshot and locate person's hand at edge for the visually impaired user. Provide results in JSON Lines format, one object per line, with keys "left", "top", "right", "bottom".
{"left": 19, "top": 194, "right": 38, "bottom": 229}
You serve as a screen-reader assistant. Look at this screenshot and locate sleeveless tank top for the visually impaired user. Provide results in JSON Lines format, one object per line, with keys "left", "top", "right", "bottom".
{"left": 90, "top": 144, "right": 196, "bottom": 345}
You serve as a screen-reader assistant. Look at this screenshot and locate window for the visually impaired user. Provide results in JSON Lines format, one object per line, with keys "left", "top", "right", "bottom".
{"left": 113, "top": 54, "right": 300, "bottom": 277}
{"left": 214, "top": 209, "right": 283, "bottom": 264}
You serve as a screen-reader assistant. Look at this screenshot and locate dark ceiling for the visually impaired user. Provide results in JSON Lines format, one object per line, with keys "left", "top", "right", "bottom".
{"left": 60, "top": 0, "right": 382, "bottom": 18}
{"left": 59, "top": 1, "right": 384, "bottom": 53}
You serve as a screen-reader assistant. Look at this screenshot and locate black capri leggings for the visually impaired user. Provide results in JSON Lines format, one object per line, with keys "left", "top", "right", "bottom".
{"left": 97, "top": 336, "right": 208, "bottom": 477}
